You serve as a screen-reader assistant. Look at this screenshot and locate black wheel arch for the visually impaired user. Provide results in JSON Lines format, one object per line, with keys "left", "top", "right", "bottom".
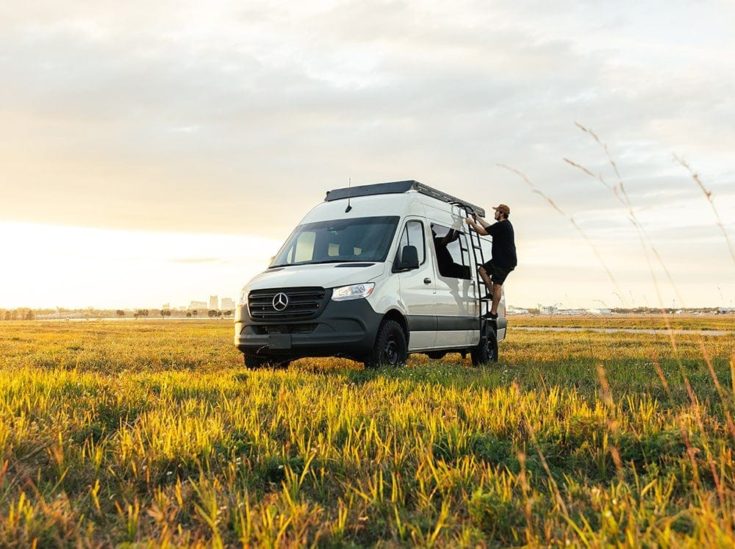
{"left": 381, "top": 309, "right": 409, "bottom": 346}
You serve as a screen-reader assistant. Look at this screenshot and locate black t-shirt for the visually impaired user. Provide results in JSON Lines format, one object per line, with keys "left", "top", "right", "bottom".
{"left": 486, "top": 219, "right": 517, "bottom": 269}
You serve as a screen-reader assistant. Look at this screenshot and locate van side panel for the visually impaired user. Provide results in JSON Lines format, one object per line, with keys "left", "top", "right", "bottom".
{"left": 370, "top": 202, "right": 436, "bottom": 351}
{"left": 396, "top": 215, "right": 437, "bottom": 351}
{"left": 422, "top": 201, "right": 481, "bottom": 348}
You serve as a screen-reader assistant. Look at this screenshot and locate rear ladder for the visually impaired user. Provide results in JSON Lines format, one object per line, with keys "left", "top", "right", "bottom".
{"left": 452, "top": 203, "right": 492, "bottom": 333}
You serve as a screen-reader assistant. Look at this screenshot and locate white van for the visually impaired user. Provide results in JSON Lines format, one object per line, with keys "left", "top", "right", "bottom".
{"left": 234, "top": 180, "right": 508, "bottom": 368}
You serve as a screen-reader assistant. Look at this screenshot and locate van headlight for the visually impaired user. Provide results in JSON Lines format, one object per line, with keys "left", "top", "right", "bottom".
{"left": 238, "top": 287, "right": 249, "bottom": 306}
{"left": 331, "top": 283, "right": 375, "bottom": 301}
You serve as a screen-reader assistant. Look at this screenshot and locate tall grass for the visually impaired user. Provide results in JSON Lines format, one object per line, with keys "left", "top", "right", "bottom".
{"left": 1, "top": 319, "right": 734, "bottom": 546}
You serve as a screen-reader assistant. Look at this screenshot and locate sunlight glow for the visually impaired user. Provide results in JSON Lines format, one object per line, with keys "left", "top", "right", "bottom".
{"left": 0, "top": 222, "right": 282, "bottom": 309}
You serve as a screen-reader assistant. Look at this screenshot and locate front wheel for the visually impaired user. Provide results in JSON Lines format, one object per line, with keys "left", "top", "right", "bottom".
{"left": 364, "top": 320, "right": 408, "bottom": 368}
{"left": 471, "top": 326, "right": 498, "bottom": 366}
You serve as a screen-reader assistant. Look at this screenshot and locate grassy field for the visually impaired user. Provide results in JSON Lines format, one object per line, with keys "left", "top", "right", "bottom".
{"left": 511, "top": 314, "right": 735, "bottom": 331}
{"left": 1, "top": 317, "right": 734, "bottom": 547}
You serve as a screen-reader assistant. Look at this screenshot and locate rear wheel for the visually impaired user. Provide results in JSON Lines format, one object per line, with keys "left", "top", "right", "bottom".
{"left": 471, "top": 326, "right": 498, "bottom": 366}
{"left": 364, "top": 320, "right": 408, "bottom": 368}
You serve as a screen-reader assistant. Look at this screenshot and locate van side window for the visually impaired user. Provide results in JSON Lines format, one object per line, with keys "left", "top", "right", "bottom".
{"left": 396, "top": 220, "right": 425, "bottom": 265}
{"left": 431, "top": 224, "right": 471, "bottom": 279}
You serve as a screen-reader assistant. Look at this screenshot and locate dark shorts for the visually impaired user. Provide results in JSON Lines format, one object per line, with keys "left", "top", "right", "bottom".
{"left": 481, "top": 260, "right": 514, "bottom": 285}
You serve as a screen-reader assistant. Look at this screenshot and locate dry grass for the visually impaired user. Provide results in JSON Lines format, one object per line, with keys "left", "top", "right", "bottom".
{"left": 0, "top": 318, "right": 734, "bottom": 546}
{"left": 511, "top": 314, "right": 735, "bottom": 331}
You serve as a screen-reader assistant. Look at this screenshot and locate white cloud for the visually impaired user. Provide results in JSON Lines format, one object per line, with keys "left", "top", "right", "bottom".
{"left": 0, "top": 0, "right": 733, "bottom": 307}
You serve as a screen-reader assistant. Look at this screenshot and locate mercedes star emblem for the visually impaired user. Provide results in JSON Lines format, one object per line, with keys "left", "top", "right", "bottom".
{"left": 272, "top": 292, "right": 289, "bottom": 311}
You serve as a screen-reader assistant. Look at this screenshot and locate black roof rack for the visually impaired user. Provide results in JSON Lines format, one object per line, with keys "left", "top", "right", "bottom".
{"left": 324, "top": 180, "right": 486, "bottom": 217}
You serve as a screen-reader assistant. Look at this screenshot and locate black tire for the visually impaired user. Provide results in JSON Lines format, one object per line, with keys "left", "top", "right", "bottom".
{"left": 426, "top": 351, "right": 446, "bottom": 360}
{"left": 243, "top": 354, "right": 290, "bottom": 369}
{"left": 364, "top": 320, "right": 408, "bottom": 368}
{"left": 471, "top": 326, "right": 498, "bottom": 366}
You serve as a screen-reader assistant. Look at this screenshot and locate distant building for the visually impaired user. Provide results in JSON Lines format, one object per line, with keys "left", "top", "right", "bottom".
{"left": 189, "top": 301, "right": 207, "bottom": 310}
{"left": 220, "top": 298, "right": 235, "bottom": 310}
{"left": 209, "top": 295, "right": 219, "bottom": 309}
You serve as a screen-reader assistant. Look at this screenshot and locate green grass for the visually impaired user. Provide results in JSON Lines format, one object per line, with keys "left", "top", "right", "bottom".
{"left": 1, "top": 319, "right": 734, "bottom": 546}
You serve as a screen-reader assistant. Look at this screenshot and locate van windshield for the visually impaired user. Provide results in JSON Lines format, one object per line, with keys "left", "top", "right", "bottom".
{"left": 271, "top": 216, "right": 400, "bottom": 267}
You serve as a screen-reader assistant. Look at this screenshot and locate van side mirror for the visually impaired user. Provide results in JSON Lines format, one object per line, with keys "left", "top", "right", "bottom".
{"left": 399, "top": 245, "right": 419, "bottom": 271}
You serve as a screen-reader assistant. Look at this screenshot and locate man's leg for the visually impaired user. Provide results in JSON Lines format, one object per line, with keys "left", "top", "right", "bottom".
{"left": 479, "top": 266, "right": 493, "bottom": 294}
{"left": 490, "top": 282, "right": 503, "bottom": 316}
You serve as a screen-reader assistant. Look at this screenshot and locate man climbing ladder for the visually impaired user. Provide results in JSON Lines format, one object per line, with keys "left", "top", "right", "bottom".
{"left": 465, "top": 204, "right": 517, "bottom": 319}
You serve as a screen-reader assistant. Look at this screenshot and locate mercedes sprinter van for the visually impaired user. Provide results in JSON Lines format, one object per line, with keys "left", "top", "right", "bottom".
{"left": 235, "top": 180, "right": 507, "bottom": 368}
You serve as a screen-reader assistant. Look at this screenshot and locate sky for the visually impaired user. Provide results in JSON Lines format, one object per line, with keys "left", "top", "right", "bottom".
{"left": 1, "top": 0, "right": 734, "bottom": 309}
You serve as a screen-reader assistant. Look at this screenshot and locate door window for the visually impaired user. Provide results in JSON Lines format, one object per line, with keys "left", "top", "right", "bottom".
{"left": 396, "top": 220, "right": 426, "bottom": 265}
{"left": 431, "top": 224, "right": 471, "bottom": 279}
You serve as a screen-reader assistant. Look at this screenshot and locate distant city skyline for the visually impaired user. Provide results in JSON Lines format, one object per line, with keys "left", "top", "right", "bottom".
{"left": 186, "top": 296, "right": 235, "bottom": 311}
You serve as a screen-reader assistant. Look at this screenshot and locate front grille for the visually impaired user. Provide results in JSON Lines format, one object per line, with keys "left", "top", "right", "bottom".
{"left": 248, "top": 287, "right": 329, "bottom": 321}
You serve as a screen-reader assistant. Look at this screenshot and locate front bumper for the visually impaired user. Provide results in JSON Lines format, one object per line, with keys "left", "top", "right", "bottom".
{"left": 234, "top": 298, "right": 382, "bottom": 360}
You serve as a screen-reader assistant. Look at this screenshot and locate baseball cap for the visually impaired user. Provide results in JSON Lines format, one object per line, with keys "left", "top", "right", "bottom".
{"left": 493, "top": 204, "right": 510, "bottom": 216}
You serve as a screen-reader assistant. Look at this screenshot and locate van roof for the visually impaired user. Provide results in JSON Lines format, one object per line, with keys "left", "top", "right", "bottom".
{"left": 324, "top": 180, "right": 486, "bottom": 217}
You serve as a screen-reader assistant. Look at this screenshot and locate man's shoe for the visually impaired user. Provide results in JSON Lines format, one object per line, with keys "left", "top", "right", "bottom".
{"left": 486, "top": 312, "right": 499, "bottom": 320}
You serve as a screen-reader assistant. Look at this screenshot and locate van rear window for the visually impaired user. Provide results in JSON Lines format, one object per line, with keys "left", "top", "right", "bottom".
{"left": 271, "top": 216, "right": 399, "bottom": 267}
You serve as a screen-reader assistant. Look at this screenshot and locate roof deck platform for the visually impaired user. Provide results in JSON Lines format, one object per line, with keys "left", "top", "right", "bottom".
{"left": 325, "top": 180, "right": 486, "bottom": 218}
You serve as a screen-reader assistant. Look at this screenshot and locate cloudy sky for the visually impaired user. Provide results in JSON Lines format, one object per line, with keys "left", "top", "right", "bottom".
{"left": 1, "top": 0, "right": 734, "bottom": 309}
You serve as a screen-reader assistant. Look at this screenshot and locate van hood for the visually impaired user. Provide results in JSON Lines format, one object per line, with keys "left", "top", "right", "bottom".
{"left": 246, "top": 262, "right": 387, "bottom": 291}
